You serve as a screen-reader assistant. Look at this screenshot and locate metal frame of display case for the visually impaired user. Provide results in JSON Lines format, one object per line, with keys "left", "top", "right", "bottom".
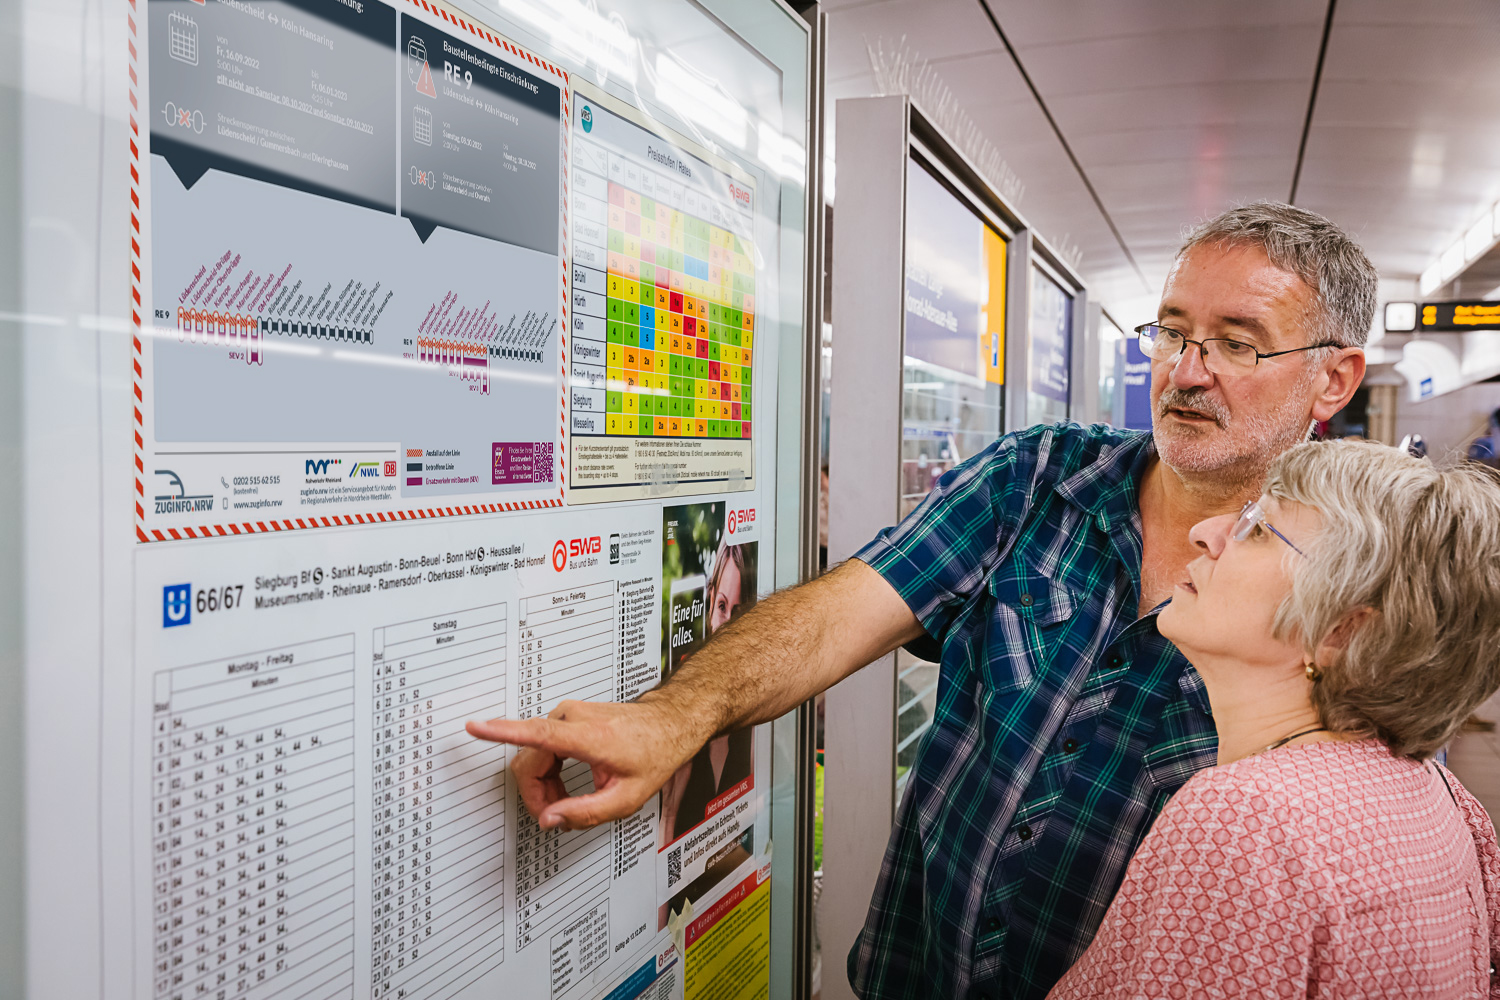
{"left": 822, "top": 95, "right": 1088, "bottom": 1000}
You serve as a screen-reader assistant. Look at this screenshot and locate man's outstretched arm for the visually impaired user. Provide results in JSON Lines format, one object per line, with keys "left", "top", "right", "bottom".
{"left": 466, "top": 558, "right": 922, "bottom": 831}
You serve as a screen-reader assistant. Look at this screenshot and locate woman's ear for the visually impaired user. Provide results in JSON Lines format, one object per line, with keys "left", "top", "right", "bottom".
{"left": 1312, "top": 606, "right": 1378, "bottom": 670}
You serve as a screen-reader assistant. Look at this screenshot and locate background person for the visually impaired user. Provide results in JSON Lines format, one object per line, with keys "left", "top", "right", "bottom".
{"left": 1049, "top": 440, "right": 1500, "bottom": 998}
{"left": 467, "top": 202, "right": 1376, "bottom": 999}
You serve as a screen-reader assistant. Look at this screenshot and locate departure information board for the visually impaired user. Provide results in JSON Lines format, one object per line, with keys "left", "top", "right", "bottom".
{"left": 119, "top": 2, "right": 788, "bottom": 999}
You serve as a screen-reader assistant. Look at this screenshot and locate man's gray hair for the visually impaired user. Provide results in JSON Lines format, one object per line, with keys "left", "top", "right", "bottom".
{"left": 1178, "top": 202, "right": 1378, "bottom": 349}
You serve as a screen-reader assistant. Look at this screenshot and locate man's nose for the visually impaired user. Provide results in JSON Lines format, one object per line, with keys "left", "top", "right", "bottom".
{"left": 1170, "top": 342, "right": 1215, "bottom": 390}
{"left": 1188, "top": 512, "right": 1235, "bottom": 557}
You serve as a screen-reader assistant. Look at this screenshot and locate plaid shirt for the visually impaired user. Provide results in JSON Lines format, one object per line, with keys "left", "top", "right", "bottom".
{"left": 847, "top": 423, "right": 1218, "bottom": 1000}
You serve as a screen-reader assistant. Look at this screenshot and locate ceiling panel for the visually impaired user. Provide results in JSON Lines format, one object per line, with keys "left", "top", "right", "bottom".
{"left": 821, "top": 0, "right": 1500, "bottom": 318}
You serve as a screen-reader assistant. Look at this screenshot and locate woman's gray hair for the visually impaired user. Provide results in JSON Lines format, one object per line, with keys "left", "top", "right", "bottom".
{"left": 1265, "top": 439, "right": 1500, "bottom": 759}
{"left": 1179, "top": 202, "right": 1378, "bottom": 349}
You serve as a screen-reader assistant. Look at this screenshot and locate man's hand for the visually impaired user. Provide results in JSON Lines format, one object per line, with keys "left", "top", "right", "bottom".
{"left": 466, "top": 696, "right": 701, "bottom": 832}
{"left": 467, "top": 561, "right": 921, "bottom": 832}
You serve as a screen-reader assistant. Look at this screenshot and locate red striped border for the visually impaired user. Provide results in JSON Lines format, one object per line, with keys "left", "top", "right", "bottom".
{"left": 132, "top": 0, "right": 571, "bottom": 544}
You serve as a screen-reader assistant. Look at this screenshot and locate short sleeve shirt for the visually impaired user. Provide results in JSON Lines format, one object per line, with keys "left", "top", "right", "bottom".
{"left": 847, "top": 422, "right": 1218, "bottom": 1000}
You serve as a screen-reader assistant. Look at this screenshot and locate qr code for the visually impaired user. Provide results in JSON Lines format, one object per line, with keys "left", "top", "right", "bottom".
{"left": 534, "top": 441, "right": 554, "bottom": 482}
{"left": 667, "top": 846, "right": 682, "bottom": 888}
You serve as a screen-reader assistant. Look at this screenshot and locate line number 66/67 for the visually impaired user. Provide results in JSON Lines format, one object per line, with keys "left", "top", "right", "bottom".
{"left": 196, "top": 585, "right": 244, "bottom": 613}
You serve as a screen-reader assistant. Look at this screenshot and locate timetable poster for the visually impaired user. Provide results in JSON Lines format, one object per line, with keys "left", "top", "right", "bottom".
{"left": 140, "top": 0, "right": 566, "bottom": 541}
{"left": 131, "top": 503, "right": 772, "bottom": 1000}
{"left": 568, "top": 83, "right": 758, "bottom": 503}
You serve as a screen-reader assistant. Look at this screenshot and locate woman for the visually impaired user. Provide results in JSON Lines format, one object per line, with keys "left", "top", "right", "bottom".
{"left": 1049, "top": 440, "right": 1500, "bottom": 998}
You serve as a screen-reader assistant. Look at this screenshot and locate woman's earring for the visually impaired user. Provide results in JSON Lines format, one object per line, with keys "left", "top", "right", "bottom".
{"left": 1305, "top": 662, "right": 1323, "bottom": 682}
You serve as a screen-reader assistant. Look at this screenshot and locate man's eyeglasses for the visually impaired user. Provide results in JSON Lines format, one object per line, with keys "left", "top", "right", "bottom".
{"left": 1134, "top": 323, "right": 1339, "bottom": 377}
{"left": 1232, "top": 499, "right": 1306, "bottom": 557}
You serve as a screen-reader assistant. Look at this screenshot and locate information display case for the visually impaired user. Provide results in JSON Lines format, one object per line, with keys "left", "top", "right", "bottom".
{"left": 9, "top": 1, "right": 818, "bottom": 998}
{"left": 822, "top": 96, "right": 1086, "bottom": 1000}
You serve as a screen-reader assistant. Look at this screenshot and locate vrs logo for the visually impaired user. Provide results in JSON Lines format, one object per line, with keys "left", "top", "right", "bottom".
{"left": 163, "top": 584, "right": 192, "bottom": 628}
{"left": 306, "top": 458, "right": 341, "bottom": 475}
{"left": 349, "top": 462, "right": 382, "bottom": 478}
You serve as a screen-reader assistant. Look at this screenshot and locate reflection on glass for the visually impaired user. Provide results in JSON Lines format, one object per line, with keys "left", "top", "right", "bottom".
{"left": 1097, "top": 315, "right": 1124, "bottom": 424}
{"left": 1027, "top": 266, "right": 1072, "bottom": 426}
{"left": 897, "top": 160, "right": 1006, "bottom": 798}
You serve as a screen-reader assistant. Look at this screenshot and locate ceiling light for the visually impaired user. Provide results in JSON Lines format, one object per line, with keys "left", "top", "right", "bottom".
{"left": 1420, "top": 262, "right": 1442, "bottom": 297}
{"left": 1440, "top": 240, "right": 1466, "bottom": 281}
{"left": 1466, "top": 215, "right": 1494, "bottom": 260}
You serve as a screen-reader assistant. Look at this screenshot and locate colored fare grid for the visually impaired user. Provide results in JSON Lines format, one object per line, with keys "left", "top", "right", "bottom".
{"left": 603, "top": 181, "right": 755, "bottom": 439}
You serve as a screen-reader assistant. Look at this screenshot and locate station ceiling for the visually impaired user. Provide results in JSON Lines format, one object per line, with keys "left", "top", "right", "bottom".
{"left": 822, "top": 0, "right": 1500, "bottom": 321}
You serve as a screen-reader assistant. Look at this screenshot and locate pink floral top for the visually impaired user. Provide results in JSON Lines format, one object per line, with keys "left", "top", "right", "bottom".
{"left": 1048, "top": 739, "right": 1500, "bottom": 999}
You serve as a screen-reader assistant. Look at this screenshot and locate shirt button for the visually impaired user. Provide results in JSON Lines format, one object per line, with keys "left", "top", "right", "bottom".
{"left": 1108, "top": 654, "right": 1123, "bottom": 667}
{"left": 1063, "top": 738, "right": 1079, "bottom": 753}
{"left": 1019, "top": 593, "right": 1033, "bottom": 606}
{"left": 986, "top": 916, "right": 1001, "bottom": 932}
{"left": 1017, "top": 824, "right": 1032, "bottom": 841}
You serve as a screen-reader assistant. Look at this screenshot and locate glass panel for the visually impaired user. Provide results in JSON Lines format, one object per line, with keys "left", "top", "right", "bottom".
{"left": 1098, "top": 312, "right": 1124, "bottom": 424}
{"left": 898, "top": 160, "right": 1006, "bottom": 799}
{"left": 1027, "top": 266, "right": 1073, "bottom": 425}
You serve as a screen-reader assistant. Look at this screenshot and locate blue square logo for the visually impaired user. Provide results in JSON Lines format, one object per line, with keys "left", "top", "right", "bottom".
{"left": 163, "top": 584, "right": 192, "bottom": 628}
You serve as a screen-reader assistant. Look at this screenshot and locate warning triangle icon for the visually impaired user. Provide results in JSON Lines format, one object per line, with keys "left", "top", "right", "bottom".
{"left": 416, "top": 60, "right": 437, "bottom": 98}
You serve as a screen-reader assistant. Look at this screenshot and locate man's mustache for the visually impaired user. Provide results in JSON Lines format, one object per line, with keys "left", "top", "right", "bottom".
{"left": 1157, "top": 388, "right": 1229, "bottom": 428}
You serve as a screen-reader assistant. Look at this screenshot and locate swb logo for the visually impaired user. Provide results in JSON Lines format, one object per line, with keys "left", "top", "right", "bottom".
{"left": 552, "top": 536, "right": 602, "bottom": 571}
{"left": 163, "top": 584, "right": 192, "bottom": 628}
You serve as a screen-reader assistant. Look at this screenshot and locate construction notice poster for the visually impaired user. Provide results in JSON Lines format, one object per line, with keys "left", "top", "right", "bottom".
{"left": 141, "top": 0, "right": 566, "bottom": 541}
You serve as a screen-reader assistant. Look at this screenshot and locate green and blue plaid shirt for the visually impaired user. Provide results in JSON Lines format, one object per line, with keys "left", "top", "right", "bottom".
{"left": 848, "top": 423, "right": 1218, "bottom": 1000}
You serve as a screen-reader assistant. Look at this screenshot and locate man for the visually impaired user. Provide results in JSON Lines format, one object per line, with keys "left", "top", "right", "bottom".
{"left": 468, "top": 202, "right": 1375, "bottom": 998}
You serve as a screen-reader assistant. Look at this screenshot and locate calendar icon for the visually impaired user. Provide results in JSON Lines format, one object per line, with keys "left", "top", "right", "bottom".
{"left": 167, "top": 11, "right": 198, "bottom": 66}
{"left": 413, "top": 105, "right": 432, "bottom": 146}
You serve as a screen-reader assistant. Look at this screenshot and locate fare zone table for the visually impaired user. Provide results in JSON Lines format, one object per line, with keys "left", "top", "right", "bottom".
{"left": 149, "top": 634, "right": 356, "bottom": 1000}
{"left": 570, "top": 138, "right": 755, "bottom": 441}
{"left": 514, "top": 581, "right": 616, "bottom": 951}
{"left": 371, "top": 603, "right": 509, "bottom": 1000}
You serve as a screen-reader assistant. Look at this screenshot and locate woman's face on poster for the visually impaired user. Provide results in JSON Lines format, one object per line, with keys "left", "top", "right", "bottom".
{"left": 708, "top": 557, "right": 742, "bottom": 633}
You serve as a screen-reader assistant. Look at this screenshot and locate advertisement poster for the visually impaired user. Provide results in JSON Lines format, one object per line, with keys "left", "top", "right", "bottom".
{"left": 141, "top": 0, "right": 566, "bottom": 541}
{"left": 658, "top": 503, "right": 762, "bottom": 942}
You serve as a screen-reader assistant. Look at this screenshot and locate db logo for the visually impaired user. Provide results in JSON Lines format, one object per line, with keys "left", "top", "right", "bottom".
{"left": 727, "top": 508, "right": 756, "bottom": 534}
{"left": 383, "top": 460, "right": 397, "bottom": 477}
{"left": 551, "top": 540, "right": 568, "bottom": 572}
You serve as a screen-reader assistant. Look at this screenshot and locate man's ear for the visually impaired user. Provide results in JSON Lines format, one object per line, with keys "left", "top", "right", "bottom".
{"left": 1312, "top": 605, "right": 1377, "bottom": 669}
{"left": 1310, "top": 348, "right": 1366, "bottom": 423}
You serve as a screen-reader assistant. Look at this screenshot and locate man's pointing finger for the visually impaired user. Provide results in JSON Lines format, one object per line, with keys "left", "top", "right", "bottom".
{"left": 465, "top": 717, "right": 589, "bottom": 758}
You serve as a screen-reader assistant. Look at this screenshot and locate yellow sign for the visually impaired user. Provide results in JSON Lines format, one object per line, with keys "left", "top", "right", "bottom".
{"left": 981, "top": 226, "right": 1007, "bottom": 385}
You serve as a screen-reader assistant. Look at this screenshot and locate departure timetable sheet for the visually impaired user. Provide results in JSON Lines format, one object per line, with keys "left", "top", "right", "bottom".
{"left": 127, "top": 3, "right": 783, "bottom": 999}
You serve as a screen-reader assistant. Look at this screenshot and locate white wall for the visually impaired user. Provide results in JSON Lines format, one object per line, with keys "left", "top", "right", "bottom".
{"left": 1393, "top": 379, "right": 1500, "bottom": 463}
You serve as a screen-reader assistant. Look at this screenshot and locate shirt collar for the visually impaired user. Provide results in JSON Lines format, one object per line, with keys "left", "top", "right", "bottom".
{"left": 1053, "top": 430, "right": 1156, "bottom": 521}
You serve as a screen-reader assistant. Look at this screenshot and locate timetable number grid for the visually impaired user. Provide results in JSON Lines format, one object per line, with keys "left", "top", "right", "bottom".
{"left": 149, "top": 634, "right": 356, "bottom": 1000}
{"left": 370, "top": 603, "right": 509, "bottom": 1000}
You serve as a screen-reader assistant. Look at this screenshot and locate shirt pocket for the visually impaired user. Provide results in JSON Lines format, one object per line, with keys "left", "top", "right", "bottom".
{"left": 981, "top": 568, "right": 1081, "bottom": 694}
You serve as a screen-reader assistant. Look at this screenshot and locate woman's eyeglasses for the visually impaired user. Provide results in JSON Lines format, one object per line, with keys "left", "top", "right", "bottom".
{"left": 1232, "top": 499, "right": 1306, "bottom": 557}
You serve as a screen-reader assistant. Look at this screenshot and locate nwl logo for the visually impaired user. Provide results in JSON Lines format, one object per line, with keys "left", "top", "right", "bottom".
{"left": 163, "top": 584, "right": 192, "bottom": 628}
{"left": 306, "top": 458, "right": 340, "bottom": 475}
